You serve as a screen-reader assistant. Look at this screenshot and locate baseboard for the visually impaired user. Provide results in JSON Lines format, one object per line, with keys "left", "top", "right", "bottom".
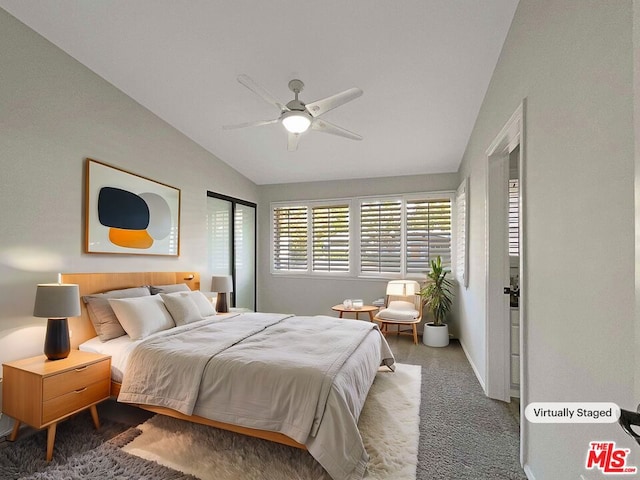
{"left": 459, "top": 338, "right": 486, "bottom": 392}
{"left": 523, "top": 463, "right": 536, "bottom": 479}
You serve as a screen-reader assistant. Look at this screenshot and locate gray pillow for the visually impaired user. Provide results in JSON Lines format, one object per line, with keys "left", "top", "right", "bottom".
{"left": 83, "top": 286, "right": 151, "bottom": 342}
{"left": 161, "top": 293, "right": 203, "bottom": 326}
{"left": 167, "top": 291, "right": 216, "bottom": 317}
{"left": 149, "top": 283, "right": 191, "bottom": 295}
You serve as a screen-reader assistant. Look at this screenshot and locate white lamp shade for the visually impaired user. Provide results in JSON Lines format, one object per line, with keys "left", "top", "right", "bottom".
{"left": 281, "top": 111, "right": 311, "bottom": 133}
{"left": 33, "top": 284, "right": 81, "bottom": 318}
{"left": 211, "top": 275, "right": 233, "bottom": 293}
{"left": 386, "top": 280, "right": 418, "bottom": 296}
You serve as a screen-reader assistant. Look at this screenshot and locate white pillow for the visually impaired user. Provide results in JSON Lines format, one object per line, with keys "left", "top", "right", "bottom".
{"left": 108, "top": 295, "right": 175, "bottom": 340}
{"left": 388, "top": 300, "right": 416, "bottom": 311}
{"left": 168, "top": 291, "right": 216, "bottom": 317}
{"left": 377, "top": 300, "right": 420, "bottom": 322}
{"left": 160, "top": 293, "right": 203, "bottom": 326}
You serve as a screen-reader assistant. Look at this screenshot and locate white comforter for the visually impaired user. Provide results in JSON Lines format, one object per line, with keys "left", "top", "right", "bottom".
{"left": 118, "top": 312, "right": 395, "bottom": 480}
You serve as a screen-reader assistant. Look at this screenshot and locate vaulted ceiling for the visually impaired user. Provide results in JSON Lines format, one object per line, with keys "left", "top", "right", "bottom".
{"left": 0, "top": 1, "right": 519, "bottom": 184}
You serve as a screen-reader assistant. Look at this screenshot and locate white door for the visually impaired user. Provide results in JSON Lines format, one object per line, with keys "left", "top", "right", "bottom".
{"left": 485, "top": 145, "right": 511, "bottom": 402}
{"left": 485, "top": 102, "right": 527, "bottom": 466}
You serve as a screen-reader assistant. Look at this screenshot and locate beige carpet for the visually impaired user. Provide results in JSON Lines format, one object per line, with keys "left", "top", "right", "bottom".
{"left": 123, "top": 363, "right": 421, "bottom": 480}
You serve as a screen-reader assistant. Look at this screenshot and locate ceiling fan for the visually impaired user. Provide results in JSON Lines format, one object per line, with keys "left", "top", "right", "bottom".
{"left": 223, "top": 74, "right": 363, "bottom": 151}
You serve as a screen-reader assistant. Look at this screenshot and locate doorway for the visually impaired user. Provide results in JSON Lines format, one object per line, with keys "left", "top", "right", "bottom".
{"left": 485, "top": 101, "right": 526, "bottom": 466}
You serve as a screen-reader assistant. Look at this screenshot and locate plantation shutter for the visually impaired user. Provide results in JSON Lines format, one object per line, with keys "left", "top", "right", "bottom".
{"left": 208, "top": 199, "right": 231, "bottom": 274}
{"left": 455, "top": 179, "right": 468, "bottom": 287}
{"left": 360, "top": 200, "right": 402, "bottom": 274}
{"left": 312, "top": 204, "right": 349, "bottom": 272}
{"left": 509, "top": 179, "right": 519, "bottom": 256}
{"left": 273, "top": 206, "right": 308, "bottom": 271}
{"left": 406, "top": 197, "right": 452, "bottom": 273}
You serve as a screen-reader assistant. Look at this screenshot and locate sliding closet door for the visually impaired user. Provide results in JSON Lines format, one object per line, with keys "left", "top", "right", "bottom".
{"left": 207, "top": 192, "right": 257, "bottom": 311}
{"left": 208, "top": 197, "right": 232, "bottom": 277}
{"left": 234, "top": 203, "right": 256, "bottom": 310}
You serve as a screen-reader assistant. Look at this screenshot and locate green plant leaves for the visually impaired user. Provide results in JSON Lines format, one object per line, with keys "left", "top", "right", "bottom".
{"left": 420, "top": 256, "right": 453, "bottom": 326}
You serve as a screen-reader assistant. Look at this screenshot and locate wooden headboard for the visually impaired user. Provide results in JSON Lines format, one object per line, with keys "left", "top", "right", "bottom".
{"left": 60, "top": 271, "right": 200, "bottom": 348}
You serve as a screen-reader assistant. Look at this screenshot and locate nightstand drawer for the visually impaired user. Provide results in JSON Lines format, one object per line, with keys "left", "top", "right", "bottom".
{"left": 43, "top": 359, "right": 110, "bottom": 401}
{"left": 42, "top": 378, "right": 110, "bottom": 424}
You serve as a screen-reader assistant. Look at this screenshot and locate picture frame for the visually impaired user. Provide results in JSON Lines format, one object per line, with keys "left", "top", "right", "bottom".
{"left": 85, "top": 159, "right": 181, "bottom": 256}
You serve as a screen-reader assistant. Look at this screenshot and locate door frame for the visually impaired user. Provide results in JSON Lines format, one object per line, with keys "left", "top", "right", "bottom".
{"left": 485, "top": 101, "right": 527, "bottom": 465}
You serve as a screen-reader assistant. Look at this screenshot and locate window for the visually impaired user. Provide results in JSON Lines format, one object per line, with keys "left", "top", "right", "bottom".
{"left": 508, "top": 179, "right": 519, "bottom": 257}
{"left": 360, "top": 200, "right": 402, "bottom": 274}
{"left": 272, "top": 192, "right": 453, "bottom": 277}
{"left": 455, "top": 178, "right": 469, "bottom": 287}
{"left": 273, "top": 206, "right": 308, "bottom": 271}
{"left": 405, "top": 197, "right": 452, "bottom": 273}
{"left": 312, "top": 204, "right": 349, "bottom": 272}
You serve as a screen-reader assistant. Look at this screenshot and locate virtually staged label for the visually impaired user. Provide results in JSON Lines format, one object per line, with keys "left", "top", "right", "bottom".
{"left": 524, "top": 402, "right": 620, "bottom": 423}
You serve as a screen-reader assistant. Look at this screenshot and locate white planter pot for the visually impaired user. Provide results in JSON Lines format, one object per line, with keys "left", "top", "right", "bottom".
{"left": 423, "top": 323, "right": 449, "bottom": 347}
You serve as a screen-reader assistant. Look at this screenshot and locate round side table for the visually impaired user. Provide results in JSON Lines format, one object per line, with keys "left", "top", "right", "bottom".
{"left": 331, "top": 304, "right": 378, "bottom": 321}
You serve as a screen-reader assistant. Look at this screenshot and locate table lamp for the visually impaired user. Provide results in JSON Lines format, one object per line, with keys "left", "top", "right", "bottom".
{"left": 211, "top": 275, "right": 233, "bottom": 313}
{"left": 33, "top": 284, "right": 81, "bottom": 360}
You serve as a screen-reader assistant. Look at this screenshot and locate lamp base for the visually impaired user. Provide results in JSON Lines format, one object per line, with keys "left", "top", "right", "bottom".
{"left": 44, "top": 318, "right": 70, "bottom": 360}
{"left": 216, "top": 293, "right": 228, "bottom": 314}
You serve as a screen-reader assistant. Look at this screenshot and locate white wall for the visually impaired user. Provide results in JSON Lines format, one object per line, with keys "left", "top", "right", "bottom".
{"left": 258, "top": 173, "right": 459, "bottom": 329}
{"left": 458, "top": 1, "right": 635, "bottom": 477}
{"left": 0, "top": 10, "right": 257, "bottom": 372}
{"left": 634, "top": 0, "right": 640, "bottom": 407}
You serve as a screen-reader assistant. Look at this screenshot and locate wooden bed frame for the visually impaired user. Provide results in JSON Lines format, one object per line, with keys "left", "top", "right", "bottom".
{"left": 61, "top": 271, "right": 306, "bottom": 450}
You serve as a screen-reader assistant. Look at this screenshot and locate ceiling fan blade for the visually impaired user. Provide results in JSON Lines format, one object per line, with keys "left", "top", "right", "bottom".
{"left": 222, "top": 118, "right": 279, "bottom": 130}
{"left": 305, "top": 87, "right": 363, "bottom": 117}
{"left": 288, "top": 132, "right": 301, "bottom": 151}
{"left": 237, "top": 74, "right": 288, "bottom": 112}
{"left": 312, "top": 119, "right": 362, "bottom": 141}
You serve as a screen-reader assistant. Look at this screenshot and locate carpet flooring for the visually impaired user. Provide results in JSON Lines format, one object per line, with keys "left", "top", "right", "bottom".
{"left": 0, "top": 410, "right": 190, "bottom": 480}
{"left": 386, "top": 337, "right": 526, "bottom": 479}
{"left": 0, "top": 338, "right": 526, "bottom": 480}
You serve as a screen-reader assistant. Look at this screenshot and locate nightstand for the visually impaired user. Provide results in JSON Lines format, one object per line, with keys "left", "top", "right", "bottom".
{"left": 2, "top": 350, "right": 111, "bottom": 461}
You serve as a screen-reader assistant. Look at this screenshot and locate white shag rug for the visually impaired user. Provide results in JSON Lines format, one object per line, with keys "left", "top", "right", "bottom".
{"left": 122, "top": 363, "right": 421, "bottom": 480}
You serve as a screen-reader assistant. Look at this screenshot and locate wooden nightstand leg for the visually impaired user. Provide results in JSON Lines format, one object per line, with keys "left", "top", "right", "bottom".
{"left": 46, "top": 423, "right": 57, "bottom": 462}
{"left": 8, "top": 420, "right": 20, "bottom": 441}
{"left": 89, "top": 404, "right": 101, "bottom": 429}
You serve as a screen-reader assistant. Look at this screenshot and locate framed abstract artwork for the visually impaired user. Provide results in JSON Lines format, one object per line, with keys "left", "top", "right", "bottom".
{"left": 85, "top": 159, "right": 181, "bottom": 256}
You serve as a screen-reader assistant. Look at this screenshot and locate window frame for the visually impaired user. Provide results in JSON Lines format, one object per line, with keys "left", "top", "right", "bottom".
{"left": 270, "top": 198, "right": 354, "bottom": 277}
{"left": 270, "top": 190, "right": 455, "bottom": 280}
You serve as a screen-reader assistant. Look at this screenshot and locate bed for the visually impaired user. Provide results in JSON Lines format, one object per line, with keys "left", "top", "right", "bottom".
{"left": 62, "top": 272, "right": 395, "bottom": 480}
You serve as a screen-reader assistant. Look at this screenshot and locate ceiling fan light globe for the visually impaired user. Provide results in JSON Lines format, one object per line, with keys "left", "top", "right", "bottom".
{"left": 282, "top": 112, "right": 311, "bottom": 133}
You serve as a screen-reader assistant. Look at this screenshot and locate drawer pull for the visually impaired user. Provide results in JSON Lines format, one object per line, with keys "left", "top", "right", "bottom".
{"left": 74, "top": 387, "right": 88, "bottom": 394}
{"left": 74, "top": 366, "right": 88, "bottom": 372}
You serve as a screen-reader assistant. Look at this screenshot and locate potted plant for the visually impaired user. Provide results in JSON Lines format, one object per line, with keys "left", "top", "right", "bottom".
{"left": 420, "top": 256, "right": 453, "bottom": 347}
